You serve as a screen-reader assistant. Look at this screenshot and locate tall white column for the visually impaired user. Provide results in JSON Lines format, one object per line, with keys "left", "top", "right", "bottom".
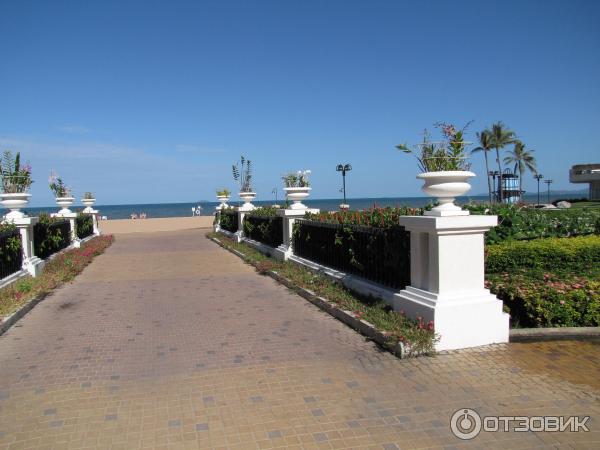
{"left": 274, "top": 208, "right": 319, "bottom": 261}
{"left": 395, "top": 215, "right": 509, "bottom": 351}
{"left": 4, "top": 217, "right": 45, "bottom": 277}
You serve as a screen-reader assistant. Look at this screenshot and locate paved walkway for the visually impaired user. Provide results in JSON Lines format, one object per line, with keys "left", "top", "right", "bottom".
{"left": 0, "top": 229, "right": 598, "bottom": 450}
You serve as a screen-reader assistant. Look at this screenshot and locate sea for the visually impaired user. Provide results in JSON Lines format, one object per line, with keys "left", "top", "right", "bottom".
{"left": 20, "top": 193, "right": 576, "bottom": 220}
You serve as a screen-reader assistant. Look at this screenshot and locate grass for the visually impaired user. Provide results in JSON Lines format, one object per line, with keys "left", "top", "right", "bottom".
{"left": 569, "top": 201, "right": 600, "bottom": 209}
{"left": 0, "top": 235, "right": 114, "bottom": 319}
{"left": 208, "top": 232, "right": 438, "bottom": 356}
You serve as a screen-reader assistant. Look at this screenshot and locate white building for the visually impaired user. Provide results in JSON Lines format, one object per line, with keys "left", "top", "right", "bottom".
{"left": 569, "top": 164, "right": 600, "bottom": 200}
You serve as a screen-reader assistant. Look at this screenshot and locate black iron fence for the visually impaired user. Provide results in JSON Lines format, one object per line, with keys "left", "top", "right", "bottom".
{"left": 243, "top": 215, "right": 283, "bottom": 248}
{"left": 219, "top": 209, "right": 239, "bottom": 233}
{"left": 76, "top": 215, "right": 94, "bottom": 239}
{"left": 292, "top": 220, "right": 410, "bottom": 289}
{"left": 34, "top": 219, "right": 71, "bottom": 260}
{"left": 0, "top": 228, "right": 23, "bottom": 279}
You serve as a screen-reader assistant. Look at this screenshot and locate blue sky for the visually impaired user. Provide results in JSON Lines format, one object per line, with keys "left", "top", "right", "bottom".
{"left": 1, "top": 0, "right": 599, "bottom": 206}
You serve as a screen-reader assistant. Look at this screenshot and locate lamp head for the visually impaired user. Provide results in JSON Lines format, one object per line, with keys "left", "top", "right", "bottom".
{"left": 336, "top": 164, "right": 344, "bottom": 172}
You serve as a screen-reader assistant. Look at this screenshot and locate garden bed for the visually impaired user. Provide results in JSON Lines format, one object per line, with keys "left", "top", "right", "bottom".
{"left": 0, "top": 235, "right": 114, "bottom": 329}
{"left": 486, "top": 235, "right": 600, "bottom": 328}
{"left": 208, "top": 231, "right": 438, "bottom": 357}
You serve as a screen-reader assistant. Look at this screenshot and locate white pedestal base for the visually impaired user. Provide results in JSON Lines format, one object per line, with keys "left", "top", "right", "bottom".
{"left": 275, "top": 208, "right": 319, "bottom": 260}
{"left": 23, "top": 256, "right": 45, "bottom": 277}
{"left": 394, "top": 286, "right": 509, "bottom": 351}
{"left": 398, "top": 214, "right": 509, "bottom": 351}
{"left": 273, "top": 244, "right": 292, "bottom": 261}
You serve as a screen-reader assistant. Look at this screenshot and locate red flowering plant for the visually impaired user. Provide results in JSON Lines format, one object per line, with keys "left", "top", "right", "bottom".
{"left": 0, "top": 235, "right": 114, "bottom": 319}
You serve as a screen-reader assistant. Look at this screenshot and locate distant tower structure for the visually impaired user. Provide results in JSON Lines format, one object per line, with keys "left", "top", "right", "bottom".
{"left": 569, "top": 164, "right": 600, "bottom": 200}
{"left": 499, "top": 169, "right": 521, "bottom": 204}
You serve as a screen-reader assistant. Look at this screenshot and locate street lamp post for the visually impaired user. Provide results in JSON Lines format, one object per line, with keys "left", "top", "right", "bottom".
{"left": 336, "top": 164, "right": 352, "bottom": 207}
{"left": 534, "top": 174, "right": 544, "bottom": 205}
{"left": 489, "top": 171, "right": 499, "bottom": 203}
{"left": 544, "top": 179, "right": 554, "bottom": 205}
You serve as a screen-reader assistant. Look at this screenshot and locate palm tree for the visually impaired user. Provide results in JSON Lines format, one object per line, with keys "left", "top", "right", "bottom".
{"left": 504, "top": 140, "right": 537, "bottom": 195}
{"left": 487, "top": 122, "right": 517, "bottom": 202}
{"left": 471, "top": 130, "right": 494, "bottom": 203}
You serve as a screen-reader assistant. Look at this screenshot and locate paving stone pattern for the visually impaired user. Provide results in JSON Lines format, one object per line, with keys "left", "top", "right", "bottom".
{"left": 0, "top": 229, "right": 599, "bottom": 449}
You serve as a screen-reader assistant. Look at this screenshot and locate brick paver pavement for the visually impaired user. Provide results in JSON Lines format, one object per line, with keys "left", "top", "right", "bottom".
{"left": 0, "top": 229, "right": 598, "bottom": 449}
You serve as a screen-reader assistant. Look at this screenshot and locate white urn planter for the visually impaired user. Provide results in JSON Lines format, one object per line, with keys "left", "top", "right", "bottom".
{"left": 285, "top": 187, "right": 311, "bottom": 210}
{"left": 239, "top": 191, "right": 256, "bottom": 209}
{"left": 81, "top": 197, "right": 96, "bottom": 213}
{"left": 0, "top": 192, "right": 31, "bottom": 219}
{"left": 417, "top": 170, "right": 475, "bottom": 216}
{"left": 216, "top": 195, "right": 230, "bottom": 210}
{"left": 56, "top": 196, "right": 75, "bottom": 215}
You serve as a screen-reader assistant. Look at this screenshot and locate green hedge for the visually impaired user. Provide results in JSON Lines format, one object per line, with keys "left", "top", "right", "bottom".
{"left": 465, "top": 204, "right": 600, "bottom": 244}
{"left": 76, "top": 214, "right": 93, "bottom": 239}
{"left": 485, "top": 235, "right": 600, "bottom": 273}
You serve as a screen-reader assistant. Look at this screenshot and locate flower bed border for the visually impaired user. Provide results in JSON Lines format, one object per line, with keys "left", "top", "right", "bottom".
{"left": 211, "top": 232, "right": 599, "bottom": 346}
{"left": 0, "top": 235, "right": 113, "bottom": 336}
{"left": 209, "top": 234, "right": 417, "bottom": 358}
{"left": 509, "top": 327, "right": 600, "bottom": 342}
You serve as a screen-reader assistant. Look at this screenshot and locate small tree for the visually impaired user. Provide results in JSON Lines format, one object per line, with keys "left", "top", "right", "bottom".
{"left": 471, "top": 130, "right": 494, "bottom": 203}
{"left": 487, "top": 122, "right": 517, "bottom": 202}
{"left": 504, "top": 140, "right": 537, "bottom": 194}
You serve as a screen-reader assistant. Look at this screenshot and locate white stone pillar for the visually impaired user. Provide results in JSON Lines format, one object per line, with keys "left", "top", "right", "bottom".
{"left": 395, "top": 215, "right": 509, "bottom": 351}
{"left": 213, "top": 211, "right": 221, "bottom": 233}
{"left": 274, "top": 208, "right": 319, "bottom": 261}
{"left": 55, "top": 212, "right": 81, "bottom": 248}
{"left": 235, "top": 204, "right": 255, "bottom": 243}
{"left": 83, "top": 209, "right": 101, "bottom": 236}
{"left": 5, "top": 217, "right": 45, "bottom": 277}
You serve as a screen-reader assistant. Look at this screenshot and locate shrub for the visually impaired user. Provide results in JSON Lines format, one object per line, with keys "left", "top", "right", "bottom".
{"left": 305, "top": 206, "right": 422, "bottom": 228}
{"left": 0, "top": 223, "right": 22, "bottom": 279}
{"left": 487, "top": 272, "right": 599, "bottom": 328}
{"left": 219, "top": 208, "right": 238, "bottom": 232}
{"left": 485, "top": 235, "right": 600, "bottom": 273}
{"left": 243, "top": 212, "right": 283, "bottom": 247}
{"left": 465, "top": 203, "right": 600, "bottom": 244}
{"left": 76, "top": 214, "right": 93, "bottom": 239}
{"left": 33, "top": 213, "right": 70, "bottom": 259}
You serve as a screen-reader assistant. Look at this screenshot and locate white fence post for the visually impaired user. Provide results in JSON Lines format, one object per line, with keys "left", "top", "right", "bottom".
{"left": 83, "top": 209, "right": 101, "bottom": 236}
{"left": 235, "top": 204, "right": 254, "bottom": 243}
{"left": 274, "top": 208, "right": 319, "bottom": 261}
{"left": 396, "top": 214, "right": 509, "bottom": 351}
{"left": 10, "top": 217, "right": 45, "bottom": 277}
{"left": 54, "top": 212, "right": 81, "bottom": 248}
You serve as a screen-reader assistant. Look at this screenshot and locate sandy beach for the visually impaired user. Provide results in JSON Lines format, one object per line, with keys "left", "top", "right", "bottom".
{"left": 99, "top": 216, "right": 214, "bottom": 234}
